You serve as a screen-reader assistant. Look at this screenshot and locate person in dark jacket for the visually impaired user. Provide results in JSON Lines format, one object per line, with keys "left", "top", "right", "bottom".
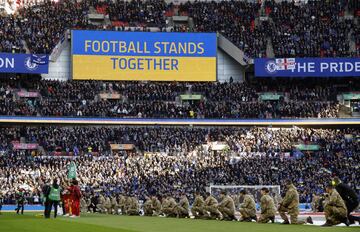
{"left": 0, "top": 193, "right": 3, "bottom": 215}
{"left": 333, "top": 177, "right": 360, "bottom": 224}
{"left": 42, "top": 180, "right": 51, "bottom": 218}
{"left": 15, "top": 189, "right": 25, "bottom": 215}
{"left": 88, "top": 195, "right": 98, "bottom": 213}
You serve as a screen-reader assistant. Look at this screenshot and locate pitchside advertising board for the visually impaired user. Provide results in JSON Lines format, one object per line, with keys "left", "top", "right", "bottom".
{"left": 0, "top": 53, "right": 49, "bottom": 74}
{"left": 255, "top": 58, "right": 360, "bottom": 77}
{"left": 71, "top": 30, "right": 217, "bottom": 81}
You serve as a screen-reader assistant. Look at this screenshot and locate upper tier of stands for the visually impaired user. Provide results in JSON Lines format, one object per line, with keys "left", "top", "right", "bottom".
{"left": 0, "top": 0, "right": 358, "bottom": 57}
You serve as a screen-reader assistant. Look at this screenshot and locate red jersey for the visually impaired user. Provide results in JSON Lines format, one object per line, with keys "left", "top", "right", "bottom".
{"left": 69, "top": 185, "right": 81, "bottom": 201}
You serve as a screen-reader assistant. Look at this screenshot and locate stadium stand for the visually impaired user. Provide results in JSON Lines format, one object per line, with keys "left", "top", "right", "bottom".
{"left": 0, "top": 126, "right": 359, "bottom": 205}
{"left": 1, "top": 77, "right": 359, "bottom": 118}
{"left": 0, "top": 1, "right": 358, "bottom": 227}
{"left": 0, "top": 0, "right": 358, "bottom": 57}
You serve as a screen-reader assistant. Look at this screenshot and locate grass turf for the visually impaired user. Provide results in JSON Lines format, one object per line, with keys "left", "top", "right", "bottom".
{"left": 0, "top": 213, "right": 358, "bottom": 232}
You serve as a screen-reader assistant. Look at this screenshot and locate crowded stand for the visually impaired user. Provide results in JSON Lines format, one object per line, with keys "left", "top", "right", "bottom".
{"left": 0, "top": 0, "right": 358, "bottom": 58}
{"left": 18, "top": 0, "right": 90, "bottom": 54}
{"left": 0, "top": 78, "right": 353, "bottom": 118}
{"left": 0, "top": 126, "right": 359, "bottom": 206}
{"left": 105, "top": 0, "right": 168, "bottom": 28}
{"left": 0, "top": 0, "right": 359, "bottom": 229}
{"left": 183, "top": 1, "right": 268, "bottom": 58}
{"left": 0, "top": 15, "right": 25, "bottom": 53}
{"left": 266, "top": 0, "right": 353, "bottom": 57}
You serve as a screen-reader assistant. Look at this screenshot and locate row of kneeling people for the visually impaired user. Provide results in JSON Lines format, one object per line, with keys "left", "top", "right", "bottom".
{"left": 80, "top": 180, "right": 354, "bottom": 227}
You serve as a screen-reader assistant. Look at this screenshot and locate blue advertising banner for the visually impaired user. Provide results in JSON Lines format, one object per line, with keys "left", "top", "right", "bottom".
{"left": 0, "top": 53, "right": 49, "bottom": 74}
{"left": 255, "top": 58, "right": 360, "bottom": 77}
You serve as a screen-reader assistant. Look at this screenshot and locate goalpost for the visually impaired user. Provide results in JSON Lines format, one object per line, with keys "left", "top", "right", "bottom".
{"left": 209, "top": 185, "right": 281, "bottom": 207}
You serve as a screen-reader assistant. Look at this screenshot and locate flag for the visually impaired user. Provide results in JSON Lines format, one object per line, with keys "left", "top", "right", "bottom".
{"left": 275, "top": 58, "right": 296, "bottom": 70}
{"left": 31, "top": 54, "right": 49, "bottom": 65}
{"left": 68, "top": 161, "right": 77, "bottom": 179}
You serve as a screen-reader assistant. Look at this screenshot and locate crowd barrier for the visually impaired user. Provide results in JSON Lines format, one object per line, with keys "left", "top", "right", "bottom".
{"left": 0, "top": 116, "right": 359, "bottom": 125}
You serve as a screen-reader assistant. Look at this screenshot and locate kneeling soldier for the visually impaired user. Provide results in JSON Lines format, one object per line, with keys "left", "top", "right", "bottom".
{"left": 239, "top": 190, "right": 257, "bottom": 222}
{"left": 258, "top": 188, "right": 276, "bottom": 223}
{"left": 217, "top": 190, "right": 236, "bottom": 221}
{"left": 322, "top": 184, "right": 348, "bottom": 227}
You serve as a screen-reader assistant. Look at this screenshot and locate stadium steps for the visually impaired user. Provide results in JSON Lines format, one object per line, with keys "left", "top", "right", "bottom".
{"left": 349, "top": 31, "right": 356, "bottom": 54}
{"left": 166, "top": 17, "right": 174, "bottom": 28}
{"left": 188, "top": 17, "right": 194, "bottom": 30}
{"left": 339, "top": 105, "right": 352, "bottom": 118}
{"left": 266, "top": 37, "right": 274, "bottom": 58}
{"left": 22, "top": 40, "right": 30, "bottom": 54}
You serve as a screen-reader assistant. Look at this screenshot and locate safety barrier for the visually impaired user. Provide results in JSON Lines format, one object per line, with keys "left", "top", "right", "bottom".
{"left": 0, "top": 116, "right": 359, "bottom": 125}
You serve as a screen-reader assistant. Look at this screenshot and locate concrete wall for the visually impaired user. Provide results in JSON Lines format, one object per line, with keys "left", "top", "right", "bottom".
{"left": 217, "top": 49, "right": 244, "bottom": 83}
{"left": 41, "top": 43, "right": 71, "bottom": 81}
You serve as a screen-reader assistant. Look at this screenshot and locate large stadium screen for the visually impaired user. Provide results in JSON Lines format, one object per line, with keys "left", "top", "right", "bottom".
{"left": 71, "top": 30, "right": 217, "bottom": 81}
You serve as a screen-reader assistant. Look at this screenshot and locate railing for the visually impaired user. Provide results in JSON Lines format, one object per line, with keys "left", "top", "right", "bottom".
{"left": 0, "top": 116, "right": 359, "bottom": 125}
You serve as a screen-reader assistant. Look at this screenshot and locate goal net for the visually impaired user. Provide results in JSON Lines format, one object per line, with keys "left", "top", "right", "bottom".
{"left": 208, "top": 185, "right": 281, "bottom": 209}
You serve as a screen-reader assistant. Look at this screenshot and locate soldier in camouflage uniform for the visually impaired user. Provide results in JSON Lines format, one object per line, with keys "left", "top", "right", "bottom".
{"left": 105, "top": 196, "right": 112, "bottom": 214}
{"left": 97, "top": 194, "right": 106, "bottom": 213}
{"left": 232, "top": 194, "right": 240, "bottom": 210}
{"left": 322, "top": 185, "right": 348, "bottom": 227}
{"left": 175, "top": 193, "right": 189, "bottom": 218}
{"left": 80, "top": 197, "right": 88, "bottom": 213}
{"left": 217, "top": 190, "right": 236, "bottom": 221}
{"left": 119, "top": 195, "right": 127, "bottom": 215}
{"left": 204, "top": 192, "right": 221, "bottom": 219}
{"left": 311, "top": 194, "right": 320, "bottom": 213}
{"left": 162, "top": 195, "right": 177, "bottom": 217}
{"left": 239, "top": 190, "right": 257, "bottom": 222}
{"left": 151, "top": 195, "right": 162, "bottom": 216}
{"left": 111, "top": 195, "right": 119, "bottom": 215}
{"left": 258, "top": 187, "right": 276, "bottom": 223}
{"left": 191, "top": 191, "right": 205, "bottom": 219}
{"left": 126, "top": 195, "right": 139, "bottom": 216}
{"left": 278, "top": 180, "right": 312, "bottom": 225}
{"left": 143, "top": 196, "right": 153, "bottom": 216}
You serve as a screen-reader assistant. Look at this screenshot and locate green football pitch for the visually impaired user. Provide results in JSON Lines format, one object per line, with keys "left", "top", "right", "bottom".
{"left": 0, "top": 213, "right": 358, "bottom": 232}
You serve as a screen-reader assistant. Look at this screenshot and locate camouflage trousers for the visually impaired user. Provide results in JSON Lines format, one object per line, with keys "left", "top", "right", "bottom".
{"left": 152, "top": 207, "right": 161, "bottom": 216}
{"left": 112, "top": 205, "right": 119, "bottom": 215}
{"left": 218, "top": 206, "right": 235, "bottom": 220}
{"left": 204, "top": 206, "right": 221, "bottom": 219}
{"left": 324, "top": 205, "right": 347, "bottom": 225}
{"left": 239, "top": 208, "right": 256, "bottom": 219}
{"left": 126, "top": 208, "right": 139, "bottom": 216}
{"left": 258, "top": 213, "right": 275, "bottom": 223}
{"left": 143, "top": 206, "right": 153, "bottom": 216}
{"left": 96, "top": 204, "right": 106, "bottom": 213}
{"left": 278, "top": 206, "right": 305, "bottom": 224}
{"left": 162, "top": 208, "right": 177, "bottom": 217}
{"left": 105, "top": 206, "right": 112, "bottom": 214}
{"left": 175, "top": 206, "right": 189, "bottom": 218}
{"left": 191, "top": 206, "right": 206, "bottom": 218}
